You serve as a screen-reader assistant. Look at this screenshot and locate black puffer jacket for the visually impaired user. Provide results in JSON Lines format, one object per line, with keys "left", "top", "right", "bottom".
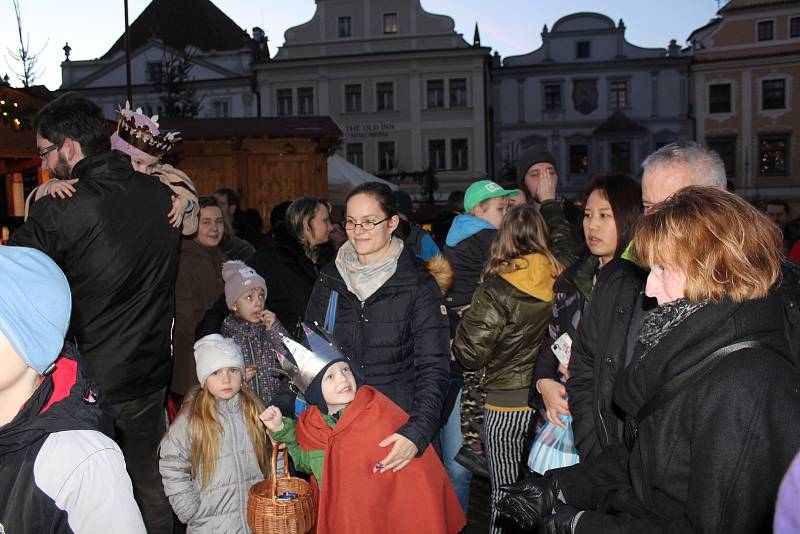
{"left": 195, "top": 227, "right": 335, "bottom": 339}
{"left": 10, "top": 151, "right": 180, "bottom": 402}
{"left": 554, "top": 294, "right": 800, "bottom": 533}
{"left": 305, "top": 246, "right": 450, "bottom": 453}
{"left": 567, "top": 257, "right": 650, "bottom": 459}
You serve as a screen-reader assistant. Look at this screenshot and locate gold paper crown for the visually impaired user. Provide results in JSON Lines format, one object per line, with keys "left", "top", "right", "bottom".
{"left": 114, "top": 102, "right": 180, "bottom": 158}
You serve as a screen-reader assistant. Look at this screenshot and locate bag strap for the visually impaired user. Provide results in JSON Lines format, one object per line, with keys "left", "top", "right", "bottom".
{"left": 636, "top": 340, "right": 765, "bottom": 423}
{"left": 323, "top": 290, "right": 339, "bottom": 335}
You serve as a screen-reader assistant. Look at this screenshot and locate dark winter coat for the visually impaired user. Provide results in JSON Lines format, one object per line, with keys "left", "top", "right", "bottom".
{"left": 0, "top": 348, "right": 145, "bottom": 533}
{"left": 452, "top": 257, "right": 555, "bottom": 406}
{"left": 173, "top": 238, "right": 225, "bottom": 396}
{"left": 9, "top": 151, "right": 180, "bottom": 402}
{"left": 305, "top": 246, "right": 451, "bottom": 453}
{"left": 529, "top": 254, "right": 598, "bottom": 410}
{"left": 195, "top": 227, "right": 335, "bottom": 340}
{"left": 567, "top": 257, "right": 650, "bottom": 459}
{"left": 443, "top": 215, "right": 496, "bottom": 309}
{"left": 554, "top": 293, "right": 800, "bottom": 534}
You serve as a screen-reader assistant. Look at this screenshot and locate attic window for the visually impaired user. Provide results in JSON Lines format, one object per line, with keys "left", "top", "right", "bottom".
{"left": 338, "top": 16, "right": 352, "bottom": 38}
{"left": 384, "top": 13, "right": 398, "bottom": 34}
{"left": 576, "top": 41, "right": 590, "bottom": 59}
{"left": 146, "top": 62, "right": 163, "bottom": 83}
{"left": 757, "top": 20, "right": 774, "bottom": 41}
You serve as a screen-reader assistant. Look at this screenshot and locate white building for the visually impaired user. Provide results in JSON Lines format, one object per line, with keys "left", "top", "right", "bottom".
{"left": 492, "top": 13, "right": 691, "bottom": 196}
{"left": 59, "top": 0, "right": 265, "bottom": 120}
{"left": 255, "top": 0, "right": 491, "bottom": 196}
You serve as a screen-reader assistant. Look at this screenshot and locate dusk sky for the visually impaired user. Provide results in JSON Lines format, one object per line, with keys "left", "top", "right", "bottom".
{"left": 1, "top": 0, "right": 721, "bottom": 90}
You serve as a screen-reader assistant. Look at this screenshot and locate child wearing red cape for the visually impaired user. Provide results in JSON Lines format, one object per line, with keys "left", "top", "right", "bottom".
{"left": 260, "top": 323, "right": 465, "bottom": 534}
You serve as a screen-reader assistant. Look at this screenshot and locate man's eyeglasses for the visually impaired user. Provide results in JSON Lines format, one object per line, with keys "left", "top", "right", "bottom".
{"left": 344, "top": 216, "right": 391, "bottom": 231}
{"left": 37, "top": 143, "right": 60, "bottom": 159}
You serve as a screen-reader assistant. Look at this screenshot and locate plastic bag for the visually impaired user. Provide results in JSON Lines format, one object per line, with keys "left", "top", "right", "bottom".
{"left": 527, "top": 414, "right": 579, "bottom": 475}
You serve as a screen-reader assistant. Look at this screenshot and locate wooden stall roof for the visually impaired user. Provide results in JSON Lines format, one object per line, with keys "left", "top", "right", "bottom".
{"left": 159, "top": 116, "right": 343, "bottom": 142}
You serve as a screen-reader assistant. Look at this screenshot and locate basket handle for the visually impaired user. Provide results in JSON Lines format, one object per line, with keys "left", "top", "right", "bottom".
{"left": 267, "top": 437, "right": 292, "bottom": 498}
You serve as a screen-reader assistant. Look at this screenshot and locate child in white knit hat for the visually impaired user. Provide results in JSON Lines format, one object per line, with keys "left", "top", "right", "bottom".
{"left": 159, "top": 334, "right": 271, "bottom": 533}
{"left": 220, "top": 260, "right": 291, "bottom": 407}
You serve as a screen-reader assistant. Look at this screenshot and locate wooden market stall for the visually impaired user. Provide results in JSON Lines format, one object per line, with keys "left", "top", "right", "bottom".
{"left": 159, "top": 116, "right": 342, "bottom": 226}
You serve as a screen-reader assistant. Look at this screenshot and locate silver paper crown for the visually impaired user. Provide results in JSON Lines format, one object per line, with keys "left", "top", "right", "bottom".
{"left": 278, "top": 323, "right": 347, "bottom": 394}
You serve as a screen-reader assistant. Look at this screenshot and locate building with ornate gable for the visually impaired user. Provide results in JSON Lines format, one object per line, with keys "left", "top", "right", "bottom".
{"left": 690, "top": 0, "right": 800, "bottom": 200}
{"left": 492, "top": 13, "right": 691, "bottom": 196}
{"left": 59, "top": 0, "right": 267, "bottom": 120}
{"left": 255, "top": 0, "right": 492, "bottom": 195}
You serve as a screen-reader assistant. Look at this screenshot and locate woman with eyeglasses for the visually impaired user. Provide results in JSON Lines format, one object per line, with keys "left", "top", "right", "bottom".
{"left": 305, "top": 182, "right": 451, "bottom": 473}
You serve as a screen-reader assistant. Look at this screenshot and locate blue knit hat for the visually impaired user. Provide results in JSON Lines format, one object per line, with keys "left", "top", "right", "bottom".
{"left": 0, "top": 246, "right": 72, "bottom": 374}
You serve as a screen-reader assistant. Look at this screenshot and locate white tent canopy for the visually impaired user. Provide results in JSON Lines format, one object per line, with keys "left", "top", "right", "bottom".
{"left": 327, "top": 154, "right": 397, "bottom": 204}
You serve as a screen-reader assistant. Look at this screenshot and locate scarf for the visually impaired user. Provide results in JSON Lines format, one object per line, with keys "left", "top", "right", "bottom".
{"left": 638, "top": 299, "right": 707, "bottom": 360}
{"left": 335, "top": 237, "right": 404, "bottom": 302}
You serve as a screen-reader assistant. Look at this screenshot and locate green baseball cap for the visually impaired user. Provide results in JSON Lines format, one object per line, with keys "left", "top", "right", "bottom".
{"left": 464, "top": 180, "right": 517, "bottom": 213}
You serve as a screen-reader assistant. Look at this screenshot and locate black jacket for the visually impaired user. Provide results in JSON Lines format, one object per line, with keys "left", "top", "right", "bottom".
{"left": 529, "top": 254, "right": 598, "bottom": 410}
{"left": 443, "top": 227, "right": 496, "bottom": 309}
{"left": 567, "top": 257, "right": 650, "bottom": 459}
{"left": 0, "top": 347, "right": 144, "bottom": 533}
{"left": 195, "top": 227, "right": 335, "bottom": 339}
{"left": 10, "top": 151, "right": 180, "bottom": 402}
{"left": 554, "top": 294, "right": 800, "bottom": 533}
{"left": 305, "top": 247, "right": 451, "bottom": 453}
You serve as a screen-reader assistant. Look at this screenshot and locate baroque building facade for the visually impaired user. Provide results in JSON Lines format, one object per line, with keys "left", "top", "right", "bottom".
{"left": 492, "top": 13, "right": 690, "bottom": 196}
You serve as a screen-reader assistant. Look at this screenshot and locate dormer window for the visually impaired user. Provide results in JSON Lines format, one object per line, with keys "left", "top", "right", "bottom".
{"left": 576, "top": 41, "right": 591, "bottom": 59}
{"left": 384, "top": 13, "right": 398, "bottom": 34}
{"left": 338, "top": 16, "right": 352, "bottom": 38}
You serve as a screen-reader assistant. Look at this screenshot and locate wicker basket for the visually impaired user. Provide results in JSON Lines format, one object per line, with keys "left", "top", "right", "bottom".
{"left": 247, "top": 442, "right": 315, "bottom": 534}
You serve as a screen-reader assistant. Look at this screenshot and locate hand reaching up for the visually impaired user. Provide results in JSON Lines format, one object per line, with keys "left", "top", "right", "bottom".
{"left": 259, "top": 406, "right": 284, "bottom": 433}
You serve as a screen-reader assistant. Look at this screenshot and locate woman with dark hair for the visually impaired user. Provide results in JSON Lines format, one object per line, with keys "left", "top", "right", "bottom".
{"left": 305, "top": 182, "right": 451, "bottom": 472}
{"left": 530, "top": 174, "right": 641, "bottom": 431}
{"left": 196, "top": 196, "right": 335, "bottom": 341}
{"left": 499, "top": 187, "right": 800, "bottom": 534}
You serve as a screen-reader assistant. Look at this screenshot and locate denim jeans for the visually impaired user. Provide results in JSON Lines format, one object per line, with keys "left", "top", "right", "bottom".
{"left": 441, "top": 387, "right": 472, "bottom": 514}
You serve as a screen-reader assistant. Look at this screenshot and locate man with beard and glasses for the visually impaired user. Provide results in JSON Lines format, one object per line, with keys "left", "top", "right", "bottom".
{"left": 9, "top": 91, "right": 180, "bottom": 534}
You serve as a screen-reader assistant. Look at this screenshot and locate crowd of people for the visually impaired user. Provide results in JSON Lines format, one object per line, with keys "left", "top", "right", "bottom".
{"left": 2, "top": 90, "right": 800, "bottom": 534}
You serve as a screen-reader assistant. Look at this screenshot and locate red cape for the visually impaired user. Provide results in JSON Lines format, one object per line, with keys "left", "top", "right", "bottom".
{"left": 295, "top": 386, "right": 466, "bottom": 534}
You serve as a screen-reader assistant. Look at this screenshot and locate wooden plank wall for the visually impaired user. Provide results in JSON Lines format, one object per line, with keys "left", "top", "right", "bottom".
{"left": 171, "top": 137, "right": 327, "bottom": 227}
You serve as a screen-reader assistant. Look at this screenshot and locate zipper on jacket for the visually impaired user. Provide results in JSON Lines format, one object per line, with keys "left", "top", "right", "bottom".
{"left": 597, "top": 396, "right": 610, "bottom": 447}
{"left": 223, "top": 405, "right": 248, "bottom": 530}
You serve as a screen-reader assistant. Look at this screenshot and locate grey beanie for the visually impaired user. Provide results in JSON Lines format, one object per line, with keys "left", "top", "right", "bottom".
{"left": 516, "top": 147, "right": 557, "bottom": 186}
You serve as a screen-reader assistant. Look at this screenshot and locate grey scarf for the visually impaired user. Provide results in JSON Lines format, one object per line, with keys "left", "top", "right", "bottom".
{"left": 637, "top": 299, "right": 707, "bottom": 360}
{"left": 335, "top": 237, "right": 404, "bottom": 302}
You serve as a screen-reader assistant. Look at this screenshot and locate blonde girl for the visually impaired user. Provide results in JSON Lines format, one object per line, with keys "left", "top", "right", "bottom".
{"left": 159, "top": 334, "right": 271, "bottom": 534}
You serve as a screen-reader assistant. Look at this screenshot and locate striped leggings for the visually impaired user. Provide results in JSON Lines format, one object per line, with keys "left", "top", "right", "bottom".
{"left": 485, "top": 406, "right": 533, "bottom": 534}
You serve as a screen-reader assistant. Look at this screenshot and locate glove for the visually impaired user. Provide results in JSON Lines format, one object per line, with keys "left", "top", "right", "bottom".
{"left": 541, "top": 501, "right": 582, "bottom": 534}
{"left": 496, "top": 473, "right": 559, "bottom": 530}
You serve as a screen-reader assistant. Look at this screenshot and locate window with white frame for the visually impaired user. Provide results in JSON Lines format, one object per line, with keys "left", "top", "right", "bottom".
{"left": 277, "top": 89, "right": 293, "bottom": 116}
{"left": 544, "top": 84, "right": 562, "bottom": 112}
{"left": 345, "top": 84, "right": 362, "bottom": 113}
{"left": 758, "top": 134, "right": 789, "bottom": 176}
{"left": 609, "top": 80, "right": 628, "bottom": 109}
{"left": 212, "top": 100, "right": 230, "bottom": 118}
{"left": 338, "top": 16, "right": 352, "bottom": 38}
{"left": 451, "top": 138, "right": 468, "bottom": 170}
{"left": 346, "top": 143, "right": 363, "bottom": 168}
{"left": 427, "top": 79, "right": 444, "bottom": 109}
{"left": 376, "top": 82, "right": 394, "bottom": 111}
{"left": 383, "top": 13, "right": 398, "bottom": 34}
{"left": 378, "top": 142, "right": 396, "bottom": 172}
{"left": 757, "top": 20, "right": 774, "bottom": 41}
{"left": 297, "top": 87, "right": 314, "bottom": 115}
{"left": 428, "top": 140, "right": 446, "bottom": 170}
{"left": 449, "top": 78, "right": 467, "bottom": 107}
{"left": 762, "top": 79, "right": 786, "bottom": 110}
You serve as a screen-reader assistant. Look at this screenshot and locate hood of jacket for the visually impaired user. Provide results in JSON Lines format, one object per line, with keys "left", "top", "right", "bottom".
{"left": 0, "top": 345, "right": 114, "bottom": 458}
{"left": 445, "top": 215, "right": 495, "bottom": 247}
{"left": 500, "top": 253, "right": 557, "bottom": 302}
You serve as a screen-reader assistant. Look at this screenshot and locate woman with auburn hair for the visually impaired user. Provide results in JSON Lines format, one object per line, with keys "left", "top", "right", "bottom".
{"left": 452, "top": 204, "right": 562, "bottom": 534}
{"left": 497, "top": 186, "right": 800, "bottom": 534}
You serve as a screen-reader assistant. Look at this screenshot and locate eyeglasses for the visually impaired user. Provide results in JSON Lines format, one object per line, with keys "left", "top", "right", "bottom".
{"left": 344, "top": 216, "right": 391, "bottom": 232}
{"left": 37, "top": 143, "right": 60, "bottom": 159}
